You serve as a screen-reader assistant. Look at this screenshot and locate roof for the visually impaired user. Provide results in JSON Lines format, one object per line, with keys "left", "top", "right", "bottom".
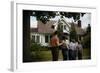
{"left": 31, "top": 20, "right": 85, "bottom": 35}
{"left": 31, "top": 20, "right": 56, "bottom": 34}
{"left": 30, "top": 28, "right": 38, "bottom": 33}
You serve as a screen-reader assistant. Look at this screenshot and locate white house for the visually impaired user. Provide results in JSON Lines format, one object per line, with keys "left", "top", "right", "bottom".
{"left": 30, "top": 17, "right": 85, "bottom": 46}
{"left": 30, "top": 20, "right": 56, "bottom": 46}
{"left": 30, "top": 17, "right": 71, "bottom": 46}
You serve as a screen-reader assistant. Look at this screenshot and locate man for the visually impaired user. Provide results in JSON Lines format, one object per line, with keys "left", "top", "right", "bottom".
{"left": 50, "top": 31, "right": 62, "bottom": 61}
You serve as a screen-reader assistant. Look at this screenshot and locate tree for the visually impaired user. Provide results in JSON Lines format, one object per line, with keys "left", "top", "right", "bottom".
{"left": 70, "top": 23, "right": 77, "bottom": 41}
{"left": 32, "top": 11, "right": 56, "bottom": 24}
{"left": 32, "top": 11, "right": 85, "bottom": 24}
{"left": 86, "top": 24, "right": 91, "bottom": 34}
{"left": 83, "top": 24, "right": 91, "bottom": 49}
{"left": 59, "top": 12, "right": 85, "bottom": 20}
{"left": 23, "top": 10, "right": 32, "bottom": 62}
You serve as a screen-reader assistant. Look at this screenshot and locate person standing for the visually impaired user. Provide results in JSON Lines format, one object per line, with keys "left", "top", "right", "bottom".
{"left": 77, "top": 41, "right": 83, "bottom": 60}
{"left": 60, "top": 36, "right": 69, "bottom": 60}
{"left": 68, "top": 39, "right": 77, "bottom": 60}
{"left": 50, "top": 31, "right": 62, "bottom": 61}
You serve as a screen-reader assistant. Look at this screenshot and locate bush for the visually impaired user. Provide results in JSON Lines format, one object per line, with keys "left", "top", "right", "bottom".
{"left": 30, "top": 43, "right": 49, "bottom": 51}
{"left": 31, "top": 51, "right": 52, "bottom": 61}
{"left": 30, "top": 43, "right": 50, "bottom": 61}
{"left": 82, "top": 34, "right": 91, "bottom": 49}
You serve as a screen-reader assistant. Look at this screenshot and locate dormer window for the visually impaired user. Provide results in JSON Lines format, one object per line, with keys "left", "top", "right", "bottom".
{"left": 64, "top": 25, "right": 66, "bottom": 30}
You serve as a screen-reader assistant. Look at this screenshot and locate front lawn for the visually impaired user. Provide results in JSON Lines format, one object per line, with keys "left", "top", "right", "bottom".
{"left": 31, "top": 48, "right": 91, "bottom": 62}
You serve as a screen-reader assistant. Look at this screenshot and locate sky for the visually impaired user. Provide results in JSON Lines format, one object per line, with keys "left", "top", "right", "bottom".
{"left": 30, "top": 16, "right": 37, "bottom": 28}
{"left": 80, "top": 13, "right": 91, "bottom": 28}
{"left": 30, "top": 13, "right": 91, "bottom": 28}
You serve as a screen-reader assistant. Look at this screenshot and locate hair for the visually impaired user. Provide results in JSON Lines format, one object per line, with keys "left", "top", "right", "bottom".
{"left": 51, "top": 25, "right": 55, "bottom": 29}
{"left": 53, "top": 31, "right": 58, "bottom": 35}
{"left": 78, "top": 40, "right": 81, "bottom": 44}
{"left": 71, "top": 39, "right": 75, "bottom": 43}
{"left": 62, "top": 35, "right": 68, "bottom": 40}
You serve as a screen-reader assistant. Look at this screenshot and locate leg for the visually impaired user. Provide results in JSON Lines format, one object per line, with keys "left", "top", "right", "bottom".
{"left": 62, "top": 49, "right": 68, "bottom": 60}
{"left": 78, "top": 50, "right": 82, "bottom": 60}
{"left": 70, "top": 50, "right": 76, "bottom": 60}
{"left": 51, "top": 47, "right": 59, "bottom": 61}
{"left": 69, "top": 49, "right": 73, "bottom": 60}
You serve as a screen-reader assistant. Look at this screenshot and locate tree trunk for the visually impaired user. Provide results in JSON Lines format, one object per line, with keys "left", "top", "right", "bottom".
{"left": 23, "top": 10, "right": 31, "bottom": 62}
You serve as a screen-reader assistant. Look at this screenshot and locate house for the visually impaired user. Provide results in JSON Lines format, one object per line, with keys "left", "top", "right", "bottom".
{"left": 30, "top": 20, "right": 56, "bottom": 46}
{"left": 30, "top": 17, "right": 85, "bottom": 46}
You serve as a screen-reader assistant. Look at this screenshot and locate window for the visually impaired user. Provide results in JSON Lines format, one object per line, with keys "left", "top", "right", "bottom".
{"left": 45, "top": 35, "right": 49, "bottom": 43}
{"left": 32, "top": 35, "right": 35, "bottom": 43}
{"left": 36, "top": 36, "right": 40, "bottom": 43}
{"left": 32, "top": 35, "right": 40, "bottom": 43}
{"left": 64, "top": 25, "right": 66, "bottom": 30}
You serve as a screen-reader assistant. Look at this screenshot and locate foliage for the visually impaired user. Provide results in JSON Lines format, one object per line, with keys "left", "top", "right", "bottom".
{"left": 31, "top": 51, "right": 52, "bottom": 61}
{"left": 31, "top": 10, "right": 85, "bottom": 24}
{"left": 30, "top": 43, "right": 51, "bottom": 61}
{"left": 82, "top": 24, "right": 91, "bottom": 49}
{"left": 32, "top": 11, "right": 56, "bottom": 24}
{"left": 70, "top": 23, "right": 78, "bottom": 41}
{"left": 30, "top": 43, "right": 49, "bottom": 51}
{"left": 86, "top": 24, "right": 91, "bottom": 33}
{"left": 82, "top": 34, "right": 91, "bottom": 49}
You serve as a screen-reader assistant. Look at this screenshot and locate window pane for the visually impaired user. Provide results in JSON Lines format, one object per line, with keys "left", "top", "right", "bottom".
{"left": 36, "top": 36, "right": 40, "bottom": 43}
{"left": 64, "top": 25, "right": 66, "bottom": 30}
{"left": 45, "top": 35, "right": 49, "bottom": 43}
{"left": 32, "top": 35, "right": 35, "bottom": 43}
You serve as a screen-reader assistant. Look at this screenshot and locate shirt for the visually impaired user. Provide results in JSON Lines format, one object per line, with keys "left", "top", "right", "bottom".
{"left": 50, "top": 35, "right": 59, "bottom": 47}
{"left": 77, "top": 44, "right": 83, "bottom": 51}
{"left": 69, "top": 42, "right": 76, "bottom": 50}
{"left": 65, "top": 40, "right": 69, "bottom": 48}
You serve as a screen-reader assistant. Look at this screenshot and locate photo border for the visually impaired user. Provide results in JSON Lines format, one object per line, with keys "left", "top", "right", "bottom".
{"left": 11, "top": 1, "right": 97, "bottom": 72}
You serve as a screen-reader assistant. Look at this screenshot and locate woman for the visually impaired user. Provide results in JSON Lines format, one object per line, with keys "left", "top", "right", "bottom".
{"left": 50, "top": 31, "right": 63, "bottom": 61}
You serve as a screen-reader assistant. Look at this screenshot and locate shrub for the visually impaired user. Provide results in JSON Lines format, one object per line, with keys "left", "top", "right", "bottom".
{"left": 30, "top": 43, "right": 50, "bottom": 61}
{"left": 30, "top": 43, "right": 49, "bottom": 51}
{"left": 82, "top": 34, "right": 91, "bottom": 49}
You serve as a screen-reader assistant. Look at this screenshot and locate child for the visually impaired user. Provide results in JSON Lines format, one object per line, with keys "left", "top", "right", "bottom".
{"left": 77, "top": 41, "right": 83, "bottom": 60}
{"left": 68, "top": 39, "right": 77, "bottom": 60}
{"left": 60, "top": 36, "right": 69, "bottom": 60}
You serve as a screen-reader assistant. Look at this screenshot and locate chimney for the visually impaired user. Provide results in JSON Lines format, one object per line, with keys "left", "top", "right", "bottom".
{"left": 78, "top": 20, "right": 81, "bottom": 27}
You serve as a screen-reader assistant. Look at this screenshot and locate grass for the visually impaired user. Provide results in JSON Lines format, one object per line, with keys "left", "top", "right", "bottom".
{"left": 83, "top": 48, "right": 91, "bottom": 59}
{"left": 31, "top": 48, "right": 91, "bottom": 62}
{"left": 31, "top": 51, "right": 51, "bottom": 61}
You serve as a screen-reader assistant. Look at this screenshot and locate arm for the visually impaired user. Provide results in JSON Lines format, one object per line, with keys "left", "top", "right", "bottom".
{"left": 56, "top": 37, "right": 63, "bottom": 46}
